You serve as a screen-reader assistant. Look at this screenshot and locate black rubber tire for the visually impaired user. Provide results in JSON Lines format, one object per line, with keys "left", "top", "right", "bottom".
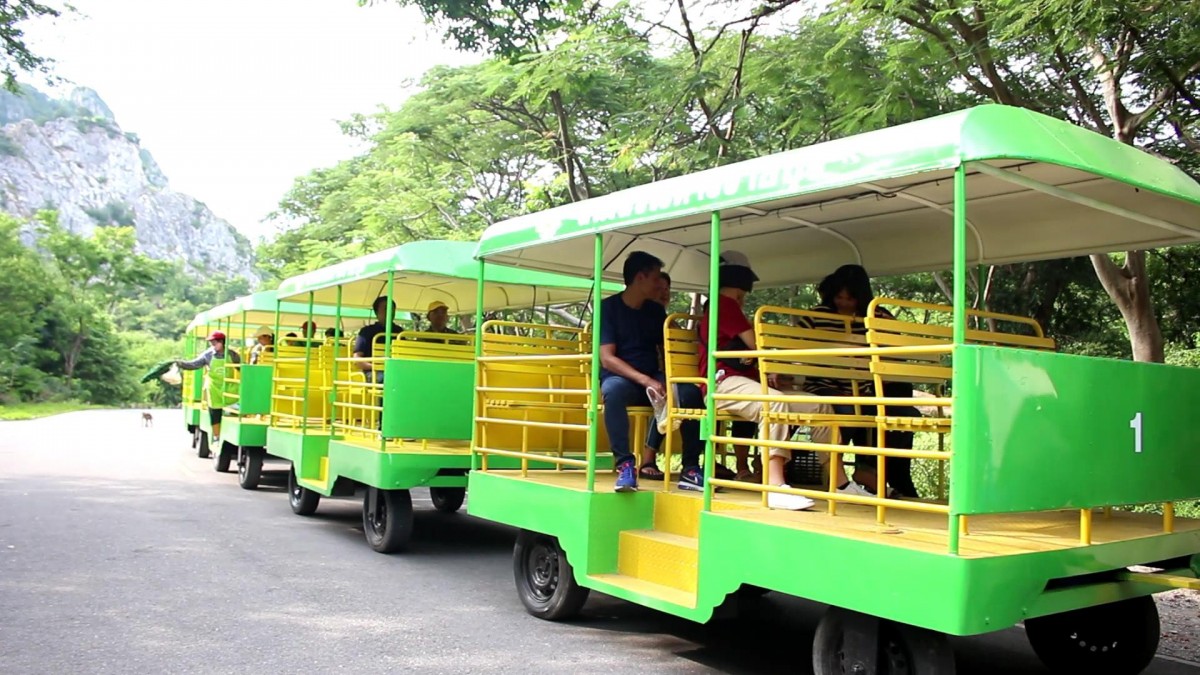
{"left": 238, "top": 447, "right": 263, "bottom": 490}
{"left": 813, "top": 607, "right": 955, "bottom": 675}
{"left": 362, "top": 488, "right": 414, "bottom": 553}
{"left": 1026, "top": 595, "right": 1159, "bottom": 675}
{"left": 197, "top": 431, "right": 211, "bottom": 459}
{"left": 212, "top": 441, "right": 232, "bottom": 472}
{"left": 288, "top": 467, "right": 320, "bottom": 516}
{"left": 430, "top": 487, "right": 466, "bottom": 514}
{"left": 512, "top": 530, "right": 590, "bottom": 621}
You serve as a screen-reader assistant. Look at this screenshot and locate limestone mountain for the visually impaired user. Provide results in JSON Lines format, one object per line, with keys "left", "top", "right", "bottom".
{"left": 0, "top": 85, "right": 257, "bottom": 280}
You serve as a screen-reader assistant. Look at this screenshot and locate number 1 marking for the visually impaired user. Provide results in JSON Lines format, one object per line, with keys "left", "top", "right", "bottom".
{"left": 1130, "top": 412, "right": 1143, "bottom": 454}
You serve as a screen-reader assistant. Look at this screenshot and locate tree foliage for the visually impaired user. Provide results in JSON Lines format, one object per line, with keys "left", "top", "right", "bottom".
{"left": 262, "top": 0, "right": 1200, "bottom": 362}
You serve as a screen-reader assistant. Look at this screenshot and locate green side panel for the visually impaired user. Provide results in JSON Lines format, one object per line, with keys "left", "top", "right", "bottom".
{"left": 327, "top": 441, "right": 471, "bottom": 493}
{"left": 188, "top": 371, "right": 204, "bottom": 403}
{"left": 183, "top": 404, "right": 200, "bottom": 428}
{"left": 237, "top": 365, "right": 273, "bottom": 415}
{"left": 266, "top": 427, "right": 328, "bottom": 472}
{"left": 466, "top": 472, "right": 656, "bottom": 600}
{"left": 698, "top": 512, "right": 1200, "bottom": 635}
{"left": 953, "top": 346, "right": 1200, "bottom": 514}
{"left": 223, "top": 416, "right": 267, "bottom": 448}
{"left": 381, "top": 358, "right": 474, "bottom": 440}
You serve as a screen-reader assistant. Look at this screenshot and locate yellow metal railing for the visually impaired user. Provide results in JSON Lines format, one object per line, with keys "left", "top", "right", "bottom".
{"left": 474, "top": 321, "right": 595, "bottom": 476}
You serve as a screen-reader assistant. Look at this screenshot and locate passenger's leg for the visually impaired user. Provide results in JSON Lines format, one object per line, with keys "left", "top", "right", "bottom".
{"left": 641, "top": 425, "right": 664, "bottom": 478}
{"left": 601, "top": 375, "right": 643, "bottom": 490}
{"left": 729, "top": 420, "right": 758, "bottom": 478}
{"left": 715, "top": 376, "right": 813, "bottom": 510}
{"left": 673, "top": 383, "right": 706, "bottom": 490}
{"left": 884, "top": 405, "right": 921, "bottom": 497}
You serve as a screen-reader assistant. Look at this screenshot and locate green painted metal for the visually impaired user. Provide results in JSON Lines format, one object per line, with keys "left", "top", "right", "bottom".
{"left": 234, "top": 365, "right": 273, "bottom": 416}
{"left": 222, "top": 416, "right": 267, "bottom": 448}
{"left": 468, "top": 471, "right": 1200, "bottom": 633}
{"left": 952, "top": 345, "right": 1200, "bottom": 514}
{"left": 477, "top": 105, "right": 1200, "bottom": 260}
{"left": 265, "top": 426, "right": 329, "bottom": 468}
{"left": 275, "top": 239, "right": 615, "bottom": 309}
{"left": 702, "top": 212, "right": 720, "bottom": 511}
{"left": 586, "top": 234, "right": 602, "bottom": 492}
{"left": 188, "top": 290, "right": 377, "bottom": 333}
{"left": 381, "top": 359, "right": 475, "bottom": 440}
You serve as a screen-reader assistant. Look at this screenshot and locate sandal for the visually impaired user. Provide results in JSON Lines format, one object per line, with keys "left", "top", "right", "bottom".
{"left": 638, "top": 463, "right": 666, "bottom": 480}
{"left": 734, "top": 469, "right": 762, "bottom": 483}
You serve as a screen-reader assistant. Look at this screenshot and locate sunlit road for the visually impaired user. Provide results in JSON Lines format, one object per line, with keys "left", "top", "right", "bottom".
{"left": 1, "top": 409, "right": 1197, "bottom": 674}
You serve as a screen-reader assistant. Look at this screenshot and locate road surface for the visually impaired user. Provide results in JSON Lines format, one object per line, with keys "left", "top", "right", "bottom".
{"left": 1, "top": 409, "right": 1196, "bottom": 673}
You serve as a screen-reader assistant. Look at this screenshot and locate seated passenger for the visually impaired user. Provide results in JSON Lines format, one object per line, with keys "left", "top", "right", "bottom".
{"left": 287, "top": 321, "right": 320, "bottom": 347}
{"left": 249, "top": 326, "right": 273, "bottom": 364}
{"left": 600, "top": 251, "right": 706, "bottom": 493}
{"left": 699, "top": 251, "right": 833, "bottom": 510}
{"left": 354, "top": 296, "right": 405, "bottom": 383}
{"left": 798, "top": 264, "right": 921, "bottom": 498}
{"left": 427, "top": 300, "right": 457, "bottom": 334}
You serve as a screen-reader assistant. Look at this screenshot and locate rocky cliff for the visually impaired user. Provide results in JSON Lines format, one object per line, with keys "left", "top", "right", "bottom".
{"left": 0, "top": 85, "right": 257, "bottom": 280}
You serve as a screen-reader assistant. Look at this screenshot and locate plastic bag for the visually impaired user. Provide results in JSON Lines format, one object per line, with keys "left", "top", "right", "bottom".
{"left": 160, "top": 364, "right": 182, "bottom": 386}
{"left": 646, "top": 386, "right": 680, "bottom": 434}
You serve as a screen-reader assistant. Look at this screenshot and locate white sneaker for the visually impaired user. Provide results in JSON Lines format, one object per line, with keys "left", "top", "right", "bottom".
{"left": 767, "top": 485, "right": 815, "bottom": 511}
{"left": 837, "top": 481, "right": 874, "bottom": 497}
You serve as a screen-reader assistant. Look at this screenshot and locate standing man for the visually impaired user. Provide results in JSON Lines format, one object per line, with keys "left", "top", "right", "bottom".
{"left": 177, "top": 330, "right": 241, "bottom": 446}
{"left": 354, "top": 296, "right": 404, "bottom": 382}
{"left": 599, "top": 251, "right": 706, "bottom": 493}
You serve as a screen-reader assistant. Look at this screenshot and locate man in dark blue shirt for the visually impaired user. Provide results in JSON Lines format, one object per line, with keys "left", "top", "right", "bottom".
{"left": 599, "top": 251, "right": 705, "bottom": 493}
{"left": 354, "top": 296, "right": 404, "bottom": 383}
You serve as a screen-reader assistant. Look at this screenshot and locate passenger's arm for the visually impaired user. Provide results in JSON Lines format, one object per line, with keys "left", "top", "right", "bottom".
{"left": 600, "top": 344, "right": 663, "bottom": 395}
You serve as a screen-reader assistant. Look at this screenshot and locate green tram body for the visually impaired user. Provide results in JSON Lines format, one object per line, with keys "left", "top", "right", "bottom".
{"left": 183, "top": 291, "right": 377, "bottom": 485}
{"left": 266, "top": 239, "right": 618, "bottom": 552}
{"left": 466, "top": 104, "right": 1200, "bottom": 673}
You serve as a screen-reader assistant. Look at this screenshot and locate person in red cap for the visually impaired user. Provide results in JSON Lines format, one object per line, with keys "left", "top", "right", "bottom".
{"left": 177, "top": 330, "right": 241, "bottom": 446}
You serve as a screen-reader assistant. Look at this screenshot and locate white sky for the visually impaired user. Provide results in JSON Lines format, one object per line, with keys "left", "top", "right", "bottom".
{"left": 26, "top": 0, "right": 478, "bottom": 242}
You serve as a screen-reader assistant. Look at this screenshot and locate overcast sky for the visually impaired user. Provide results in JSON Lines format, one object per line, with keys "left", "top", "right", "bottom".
{"left": 26, "top": 0, "right": 477, "bottom": 242}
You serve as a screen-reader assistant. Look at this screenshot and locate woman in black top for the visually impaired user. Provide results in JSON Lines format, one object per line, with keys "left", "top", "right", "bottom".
{"left": 799, "top": 265, "right": 921, "bottom": 498}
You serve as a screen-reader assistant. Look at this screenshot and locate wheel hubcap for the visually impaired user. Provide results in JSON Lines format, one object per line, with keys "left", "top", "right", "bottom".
{"left": 528, "top": 542, "right": 558, "bottom": 601}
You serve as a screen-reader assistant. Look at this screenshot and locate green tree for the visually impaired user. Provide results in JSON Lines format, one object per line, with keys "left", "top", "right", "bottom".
{"left": 35, "top": 211, "right": 166, "bottom": 382}
{"left": 0, "top": 1, "right": 64, "bottom": 90}
{"left": 833, "top": 0, "right": 1200, "bottom": 361}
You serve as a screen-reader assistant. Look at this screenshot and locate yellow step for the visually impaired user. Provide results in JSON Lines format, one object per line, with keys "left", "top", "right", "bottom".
{"left": 618, "top": 529, "right": 698, "bottom": 593}
{"left": 588, "top": 573, "right": 697, "bottom": 609}
{"left": 653, "top": 491, "right": 702, "bottom": 538}
{"left": 318, "top": 456, "right": 329, "bottom": 484}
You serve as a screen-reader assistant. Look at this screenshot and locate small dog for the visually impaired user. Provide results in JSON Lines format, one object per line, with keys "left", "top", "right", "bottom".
{"left": 141, "top": 411, "right": 154, "bottom": 427}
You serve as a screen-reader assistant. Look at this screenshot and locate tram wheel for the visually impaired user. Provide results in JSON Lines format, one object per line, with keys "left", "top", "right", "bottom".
{"left": 212, "top": 441, "right": 232, "bottom": 472}
{"left": 813, "top": 607, "right": 955, "bottom": 675}
{"left": 513, "top": 530, "right": 589, "bottom": 621}
{"left": 362, "top": 488, "right": 413, "bottom": 553}
{"left": 430, "top": 487, "right": 465, "bottom": 514}
{"left": 1025, "top": 595, "right": 1159, "bottom": 675}
{"left": 197, "top": 430, "right": 211, "bottom": 459}
{"left": 288, "top": 467, "right": 320, "bottom": 516}
{"left": 238, "top": 447, "right": 263, "bottom": 490}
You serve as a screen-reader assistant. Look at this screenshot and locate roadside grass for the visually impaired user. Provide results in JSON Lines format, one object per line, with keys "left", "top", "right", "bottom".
{"left": 0, "top": 401, "right": 102, "bottom": 421}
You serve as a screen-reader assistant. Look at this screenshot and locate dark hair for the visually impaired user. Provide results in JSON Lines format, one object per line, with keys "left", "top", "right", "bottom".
{"left": 622, "top": 251, "right": 663, "bottom": 286}
{"left": 660, "top": 272, "right": 671, "bottom": 286}
{"left": 372, "top": 296, "right": 396, "bottom": 314}
{"left": 324, "top": 328, "right": 336, "bottom": 337}
{"left": 718, "top": 265, "right": 756, "bottom": 293}
{"left": 817, "top": 264, "right": 874, "bottom": 316}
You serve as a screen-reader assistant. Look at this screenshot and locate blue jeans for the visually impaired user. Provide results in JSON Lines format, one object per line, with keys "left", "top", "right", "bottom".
{"left": 601, "top": 374, "right": 703, "bottom": 469}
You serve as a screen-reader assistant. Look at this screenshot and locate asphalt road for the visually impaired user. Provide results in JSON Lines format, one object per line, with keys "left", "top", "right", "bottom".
{"left": 1, "top": 409, "right": 1197, "bottom": 674}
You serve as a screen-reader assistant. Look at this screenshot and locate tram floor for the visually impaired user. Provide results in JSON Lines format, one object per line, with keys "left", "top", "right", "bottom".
{"left": 484, "top": 469, "right": 1200, "bottom": 559}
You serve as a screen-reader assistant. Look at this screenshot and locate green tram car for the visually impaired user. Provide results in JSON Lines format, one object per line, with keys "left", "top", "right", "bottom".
{"left": 182, "top": 291, "right": 376, "bottom": 488}
{"left": 264, "top": 240, "right": 616, "bottom": 553}
{"left": 464, "top": 105, "right": 1200, "bottom": 674}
